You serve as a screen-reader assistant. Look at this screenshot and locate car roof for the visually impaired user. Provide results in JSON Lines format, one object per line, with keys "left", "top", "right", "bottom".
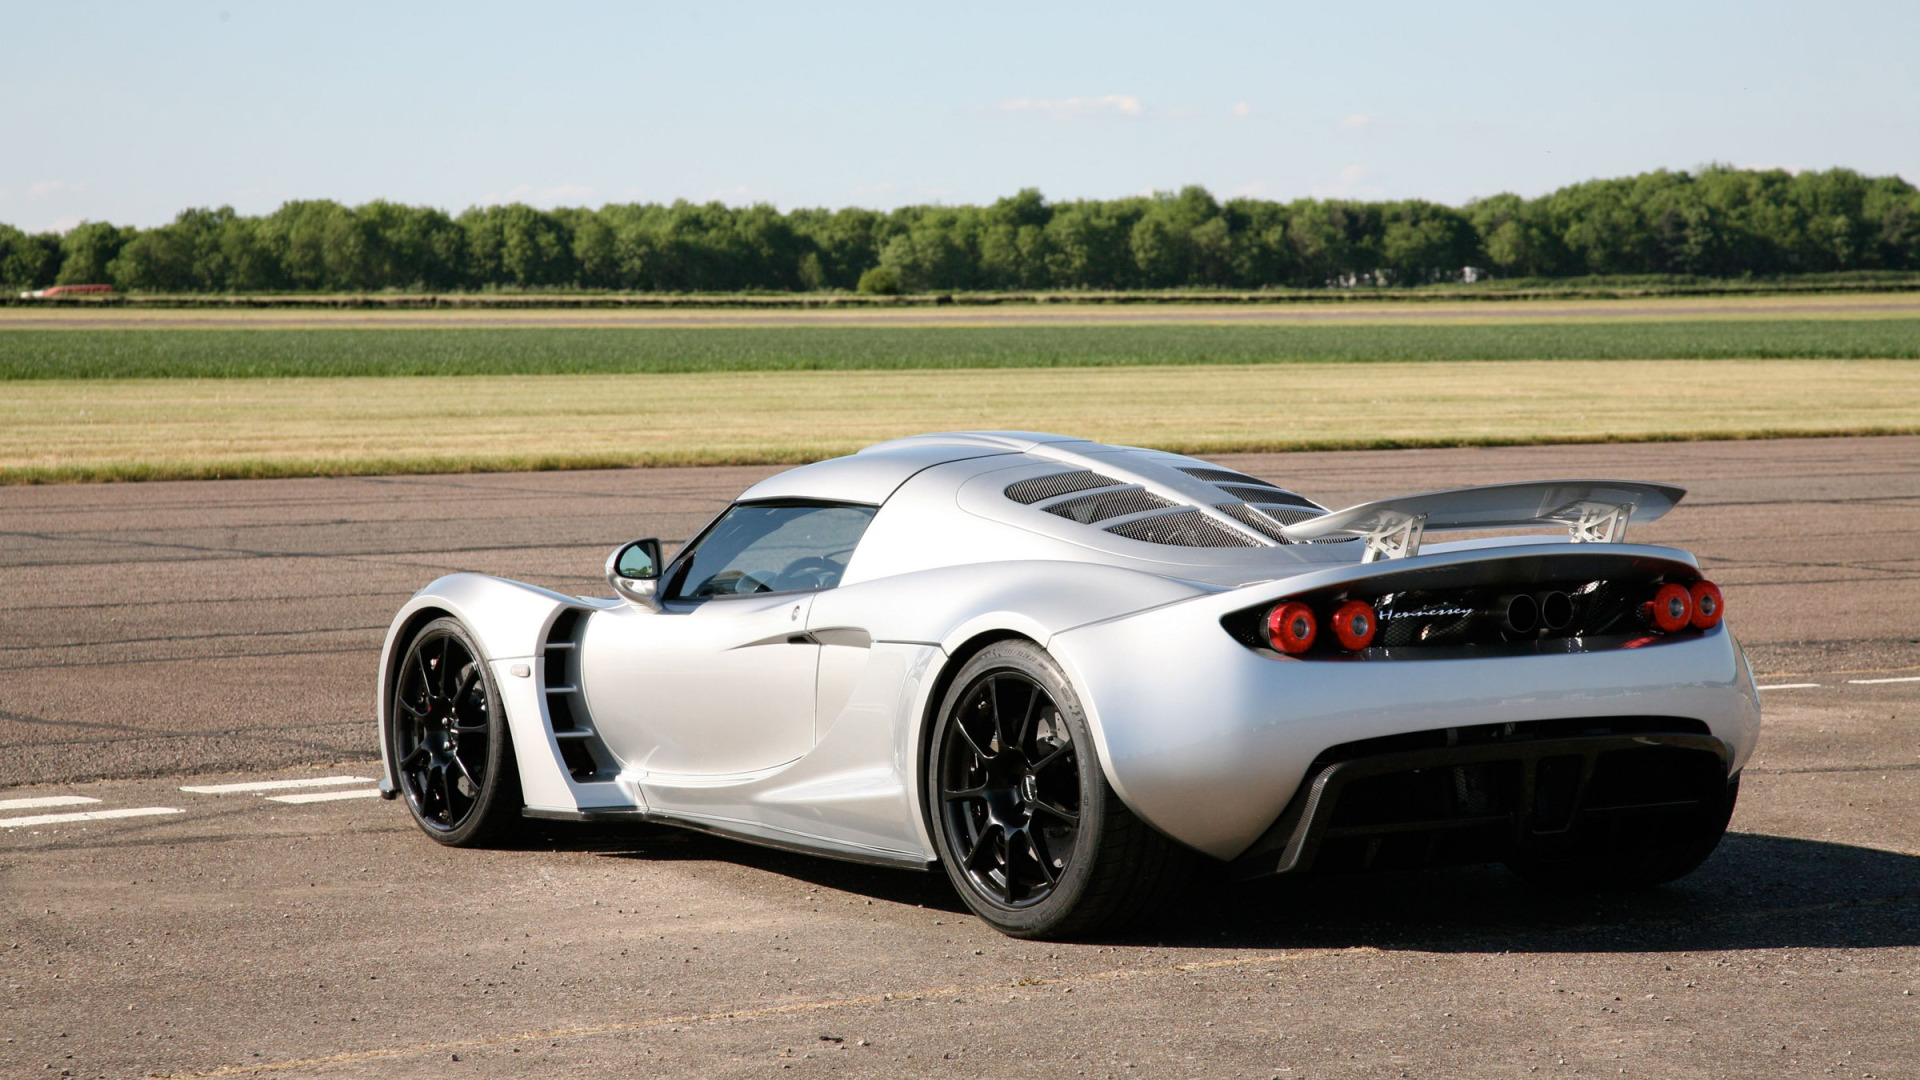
{"left": 737, "top": 432, "right": 1331, "bottom": 554}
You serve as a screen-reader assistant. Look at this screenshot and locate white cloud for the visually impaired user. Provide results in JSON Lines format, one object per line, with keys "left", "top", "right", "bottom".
{"left": 26, "top": 180, "right": 85, "bottom": 198}
{"left": 1231, "top": 101, "right": 1253, "bottom": 119}
{"left": 1338, "top": 113, "right": 1376, "bottom": 129}
{"left": 1000, "top": 94, "right": 1144, "bottom": 119}
{"left": 1310, "top": 164, "right": 1385, "bottom": 199}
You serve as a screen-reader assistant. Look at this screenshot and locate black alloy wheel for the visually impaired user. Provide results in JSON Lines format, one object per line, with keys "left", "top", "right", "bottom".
{"left": 937, "top": 669, "right": 1083, "bottom": 908}
{"left": 927, "top": 640, "right": 1191, "bottom": 939}
{"left": 388, "top": 617, "right": 521, "bottom": 846}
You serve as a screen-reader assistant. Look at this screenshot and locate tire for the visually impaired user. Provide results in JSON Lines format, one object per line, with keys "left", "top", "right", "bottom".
{"left": 1508, "top": 773, "right": 1739, "bottom": 892}
{"left": 925, "top": 640, "right": 1190, "bottom": 939}
{"left": 386, "top": 616, "right": 523, "bottom": 847}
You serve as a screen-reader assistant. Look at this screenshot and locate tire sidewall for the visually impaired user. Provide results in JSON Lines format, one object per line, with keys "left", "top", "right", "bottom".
{"left": 925, "top": 640, "right": 1106, "bottom": 936}
{"left": 387, "top": 616, "right": 519, "bottom": 846}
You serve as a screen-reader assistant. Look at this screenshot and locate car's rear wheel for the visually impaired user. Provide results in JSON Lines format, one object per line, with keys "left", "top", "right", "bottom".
{"left": 387, "top": 617, "right": 521, "bottom": 847}
{"left": 926, "top": 640, "right": 1189, "bottom": 939}
{"left": 1507, "top": 773, "right": 1739, "bottom": 891}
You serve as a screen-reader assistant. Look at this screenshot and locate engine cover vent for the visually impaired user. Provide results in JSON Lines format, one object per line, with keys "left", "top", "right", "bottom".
{"left": 1177, "top": 466, "right": 1276, "bottom": 488}
{"left": 1004, "top": 470, "right": 1121, "bottom": 505}
{"left": 1107, "top": 509, "right": 1260, "bottom": 547}
{"left": 1215, "top": 484, "right": 1320, "bottom": 510}
{"left": 1045, "top": 487, "right": 1175, "bottom": 524}
{"left": 1218, "top": 504, "right": 1300, "bottom": 543}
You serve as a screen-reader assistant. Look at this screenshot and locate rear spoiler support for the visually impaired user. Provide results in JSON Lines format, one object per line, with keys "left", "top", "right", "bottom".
{"left": 1284, "top": 481, "right": 1684, "bottom": 562}
{"left": 1358, "top": 512, "right": 1427, "bottom": 563}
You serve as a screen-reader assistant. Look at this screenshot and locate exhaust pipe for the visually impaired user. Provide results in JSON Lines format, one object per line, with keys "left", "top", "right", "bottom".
{"left": 1537, "top": 590, "right": 1574, "bottom": 632}
{"left": 1497, "top": 593, "right": 1538, "bottom": 635}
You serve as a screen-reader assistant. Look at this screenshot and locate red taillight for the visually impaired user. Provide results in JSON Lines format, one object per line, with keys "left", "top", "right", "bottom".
{"left": 1267, "top": 601, "right": 1318, "bottom": 655}
{"left": 1689, "top": 580, "right": 1724, "bottom": 629}
{"left": 1331, "top": 599, "right": 1378, "bottom": 651}
{"left": 1649, "top": 583, "right": 1693, "bottom": 633}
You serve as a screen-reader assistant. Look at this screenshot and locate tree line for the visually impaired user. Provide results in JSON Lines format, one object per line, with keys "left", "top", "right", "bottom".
{"left": 4, "top": 166, "right": 1917, "bottom": 294}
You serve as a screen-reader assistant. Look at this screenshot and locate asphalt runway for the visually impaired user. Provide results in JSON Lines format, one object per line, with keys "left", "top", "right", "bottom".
{"left": 3, "top": 436, "right": 1917, "bottom": 1078}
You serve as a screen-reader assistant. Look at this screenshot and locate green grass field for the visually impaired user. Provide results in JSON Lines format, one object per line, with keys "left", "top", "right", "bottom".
{"left": 3, "top": 318, "right": 1919, "bottom": 379}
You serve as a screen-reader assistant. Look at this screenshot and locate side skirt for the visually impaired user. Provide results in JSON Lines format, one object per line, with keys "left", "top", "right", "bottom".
{"left": 521, "top": 806, "right": 936, "bottom": 872}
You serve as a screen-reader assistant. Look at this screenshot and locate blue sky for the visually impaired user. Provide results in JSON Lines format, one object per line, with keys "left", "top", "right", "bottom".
{"left": 3, "top": 1, "right": 1915, "bottom": 231}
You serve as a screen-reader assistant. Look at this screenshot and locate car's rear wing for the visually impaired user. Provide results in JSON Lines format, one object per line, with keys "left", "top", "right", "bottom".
{"left": 1280, "top": 480, "right": 1686, "bottom": 563}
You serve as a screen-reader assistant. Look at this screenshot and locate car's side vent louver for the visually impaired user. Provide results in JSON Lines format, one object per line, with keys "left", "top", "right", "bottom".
{"left": 1005, "top": 470, "right": 1122, "bottom": 504}
{"left": 1216, "top": 484, "right": 1320, "bottom": 510}
{"left": 542, "top": 608, "right": 612, "bottom": 782}
{"left": 1045, "top": 488, "right": 1175, "bottom": 524}
{"left": 1176, "top": 467, "right": 1322, "bottom": 510}
{"left": 1177, "top": 466, "right": 1274, "bottom": 487}
{"left": 1218, "top": 504, "right": 1302, "bottom": 543}
{"left": 1107, "top": 510, "right": 1260, "bottom": 547}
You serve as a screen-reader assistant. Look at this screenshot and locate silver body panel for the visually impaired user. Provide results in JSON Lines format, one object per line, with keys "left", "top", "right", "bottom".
{"left": 378, "top": 432, "right": 1760, "bottom": 867}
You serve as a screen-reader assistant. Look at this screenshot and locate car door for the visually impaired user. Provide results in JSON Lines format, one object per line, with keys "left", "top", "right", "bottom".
{"left": 580, "top": 501, "right": 877, "bottom": 778}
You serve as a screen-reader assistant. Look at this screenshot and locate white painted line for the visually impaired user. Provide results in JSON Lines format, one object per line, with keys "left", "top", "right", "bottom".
{"left": 1757, "top": 683, "right": 1821, "bottom": 691}
{"left": 266, "top": 788, "right": 381, "bottom": 805}
{"left": 0, "top": 795, "right": 101, "bottom": 813}
{"left": 180, "top": 775, "right": 376, "bottom": 795}
{"left": 1847, "top": 676, "right": 1920, "bottom": 685}
{"left": 0, "top": 807, "right": 181, "bottom": 829}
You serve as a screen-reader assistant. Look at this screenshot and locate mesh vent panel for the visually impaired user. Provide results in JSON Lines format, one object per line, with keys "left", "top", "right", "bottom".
{"left": 1178, "top": 466, "right": 1276, "bottom": 488}
{"left": 1217, "top": 483, "right": 1319, "bottom": 509}
{"left": 1217, "top": 504, "right": 1296, "bottom": 542}
{"left": 1005, "top": 470, "right": 1120, "bottom": 504}
{"left": 1045, "top": 488, "right": 1174, "bottom": 524}
{"left": 1248, "top": 504, "right": 1324, "bottom": 527}
{"left": 1107, "top": 510, "right": 1259, "bottom": 547}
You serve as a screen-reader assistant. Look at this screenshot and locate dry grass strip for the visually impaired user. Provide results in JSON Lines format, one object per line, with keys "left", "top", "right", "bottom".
{"left": 5, "top": 359, "right": 1917, "bottom": 483}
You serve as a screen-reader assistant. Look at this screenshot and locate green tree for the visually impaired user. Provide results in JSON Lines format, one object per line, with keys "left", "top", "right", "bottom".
{"left": 54, "top": 222, "right": 131, "bottom": 285}
{"left": 0, "top": 225, "right": 61, "bottom": 289}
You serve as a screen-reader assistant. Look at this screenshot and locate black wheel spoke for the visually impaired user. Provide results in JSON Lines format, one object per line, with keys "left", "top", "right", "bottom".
{"left": 1023, "top": 831, "right": 1057, "bottom": 887}
{"left": 436, "top": 637, "right": 453, "bottom": 699}
{"left": 399, "top": 744, "right": 430, "bottom": 769}
{"left": 396, "top": 696, "right": 426, "bottom": 719}
{"left": 1030, "top": 798, "right": 1079, "bottom": 825}
{"left": 1016, "top": 684, "right": 1041, "bottom": 753}
{"left": 413, "top": 649, "right": 435, "bottom": 701}
{"left": 436, "top": 762, "right": 457, "bottom": 816}
{"left": 1030, "top": 741, "right": 1072, "bottom": 775}
{"left": 943, "top": 784, "right": 987, "bottom": 803}
{"left": 449, "top": 747, "right": 480, "bottom": 789}
{"left": 965, "top": 824, "right": 1000, "bottom": 876}
{"left": 952, "top": 712, "right": 994, "bottom": 763}
{"left": 987, "top": 676, "right": 1013, "bottom": 753}
{"left": 453, "top": 665, "right": 479, "bottom": 707}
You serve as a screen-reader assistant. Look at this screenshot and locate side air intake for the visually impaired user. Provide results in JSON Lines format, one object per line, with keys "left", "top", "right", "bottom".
{"left": 541, "top": 608, "right": 614, "bottom": 782}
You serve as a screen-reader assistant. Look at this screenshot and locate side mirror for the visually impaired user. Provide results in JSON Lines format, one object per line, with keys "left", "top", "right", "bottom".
{"left": 605, "top": 538, "right": 665, "bottom": 610}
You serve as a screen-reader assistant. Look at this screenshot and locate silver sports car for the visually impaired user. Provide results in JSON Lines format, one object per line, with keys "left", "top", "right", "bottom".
{"left": 377, "top": 431, "right": 1759, "bottom": 938}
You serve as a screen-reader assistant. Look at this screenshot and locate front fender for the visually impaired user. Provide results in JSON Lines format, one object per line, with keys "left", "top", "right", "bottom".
{"left": 375, "top": 574, "right": 609, "bottom": 813}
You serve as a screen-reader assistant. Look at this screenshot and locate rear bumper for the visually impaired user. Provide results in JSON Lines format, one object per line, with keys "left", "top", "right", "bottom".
{"left": 1227, "top": 724, "right": 1730, "bottom": 879}
{"left": 1050, "top": 608, "right": 1761, "bottom": 861}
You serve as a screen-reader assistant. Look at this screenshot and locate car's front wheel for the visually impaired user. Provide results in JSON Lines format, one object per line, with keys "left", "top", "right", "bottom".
{"left": 386, "top": 616, "right": 522, "bottom": 847}
{"left": 926, "top": 640, "right": 1189, "bottom": 939}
